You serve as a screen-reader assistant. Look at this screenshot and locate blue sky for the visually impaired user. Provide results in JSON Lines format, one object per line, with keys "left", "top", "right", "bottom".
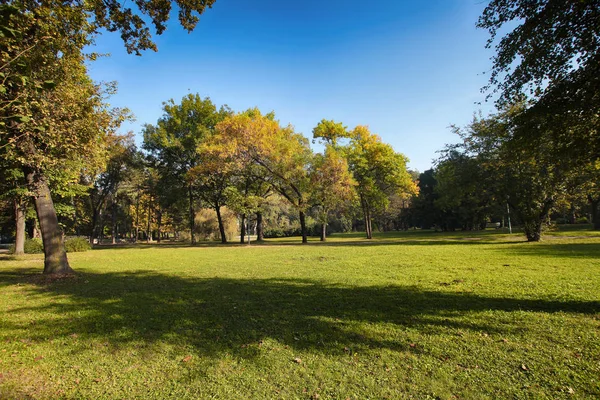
{"left": 88, "top": 0, "right": 495, "bottom": 172}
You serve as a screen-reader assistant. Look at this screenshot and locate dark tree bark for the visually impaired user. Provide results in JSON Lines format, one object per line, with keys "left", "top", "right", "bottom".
{"left": 240, "top": 213, "right": 246, "bottom": 244}
{"left": 111, "top": 197, "right": 117, "bottom": 244}
{"left": 14, "top": 199, "right": 25, "bottom": 255}
{"left": 188, "top": 185, "right": 196, "bottom": 245}
{"left": 134, "top": 185, "right": 141, "bottom": 242}
{"left": 24, "top": 169, "right": 73, "bottom": 274}
{"left": 320, "top": 223, "right": 327, "bottom": 242}
{"left": 589, "top": 195, "right": 600, "bottom": 231}
{"left": 215, "top": 205, "right": 227, "bottom": 243}
{"left": 299, "top": 210, "right": 307, "bottom": 243}
{"left": 256, "top": 211, "right": 264, "bottom": 241}
{"left": 146, "top": 200, "right": 152, "bottom": 243}
{"left": 156, "top": 208, "right": 162, "bottom": 243}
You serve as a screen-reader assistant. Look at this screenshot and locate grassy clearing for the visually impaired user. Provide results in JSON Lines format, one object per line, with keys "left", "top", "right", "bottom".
{"left": 1, "top": 229, "right": 599, "bottom": 399}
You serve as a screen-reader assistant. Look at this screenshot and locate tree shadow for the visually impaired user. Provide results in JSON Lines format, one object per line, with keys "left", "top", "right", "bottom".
{"left": 1, "top": 268, "right": 597, "bottom": 360}
{"left": 497, "top": 242, "right": 600, "bottom": 259}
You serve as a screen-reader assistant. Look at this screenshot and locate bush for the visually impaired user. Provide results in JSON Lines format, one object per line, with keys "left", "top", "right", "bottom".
{"left": 9, "top": 238, "right": 45, "bottom": 254}
{"left": 65, "top": 237, "right": 91, "bottom": 253}
{"left": 576, "top": 217, "right": 589, "bottom": 224}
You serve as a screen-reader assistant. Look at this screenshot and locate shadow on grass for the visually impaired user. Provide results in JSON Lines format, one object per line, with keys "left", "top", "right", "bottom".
{"left": 1, "top": 268, "right": 598, "bottom": 359}
{"left": 500, "top": 242, "right": 600, "bottom": 259}
{"left": 89, "top": 237, "right": 521, "bottom": 252}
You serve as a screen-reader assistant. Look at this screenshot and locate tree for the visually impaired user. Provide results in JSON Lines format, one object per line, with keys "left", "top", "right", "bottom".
{"left": 143, "top": 94, "right": 231, "bottom": 244}
{"left": 478, "top": 1, "right": 600, "bottom": 230}
{"left": 455, "top": 104, "right": 572, "bottom": 242}
{"left": 1, "top": 0, "right": 217, "bottom": 274}
{"left": 309, "top": 147, "right": 356, "bottom": 241}
{"left": 216, "top": 109, "right": 314, "bottom": 243}
{"left": 345, "top": 126, "right": 416, "bottom": 239}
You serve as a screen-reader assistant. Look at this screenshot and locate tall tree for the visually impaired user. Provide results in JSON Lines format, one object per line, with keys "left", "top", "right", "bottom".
{"left": 345, "top": 126, "right": 416, "bottom": 239}
{"left": 455, "top": 104, "right": 571, "bottom": 241}
{"left": 309, "top": 147, "right": 356, "bottom": 241}
{"left": 478, "top": 0, "right": 600, "bottom": 230}
{"left": 143, "top": 94, "right": 231, "bottom": 244}
{"left": 1, "top": 0, "right": 217, "bottom": 273}
{"left": 216, "top": 109, "right": 314, "bottom": 243}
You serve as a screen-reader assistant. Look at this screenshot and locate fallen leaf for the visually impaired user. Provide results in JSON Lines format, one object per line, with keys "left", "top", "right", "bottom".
{"left": 34, "top": 355, "right": 44, "bottom": 361}
{"left": 182, "top": 355, "right": 192, "bottom": 363}
{"left": 74, "top": 379, "right": 80, "bottom": 385}
{"left": 501, "top": 338, "right": 509, "bottom": 343}
{"left": 567, "top": 387, "right": 574, "bottom": 394}
{"left": 293, "top": 357, "right": 302, "bottom": 364}
{"left": 521, "top": 364, "right": 529, "bottom": 371}
{"left": 409, "top": 343, "right": 416, "bottom": 348}
{"left": 93, "top": 378, "right": 101, "bottom": 383}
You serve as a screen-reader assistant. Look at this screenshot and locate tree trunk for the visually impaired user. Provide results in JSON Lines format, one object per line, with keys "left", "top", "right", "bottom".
{"left": 216, "top": 205, "right": 227, "bottom": 244}
{"left": 589, "top": 195, "right": 600, "bottom": 231}
{"left": 98, "top": 209, "right": 104, "bottom": 244}
{"left": 146, "top": 200, "right": 152, "bottom": 243}
{"left": 320, "top": 223, "right": 327, "bottom": 242}
{"left": 240, "top": 213, "right": 246, "bottom": 244}
{"left": 156, "top": 208, "right": 162, "bottom": 243}
{"left": 134, "top": 186, "right": 140, "bottom": 242}
{"left": 360, "top": 195, "right": 373, "bottom": 239}
{"left": 189, "top": 185, "right": 196, "bottom": 245}
{"left": 523, "top": 219, "right": 543, "bottom": 242}
{"left": 90, "top": 208, "right": 98, "bottom": 245}
{"left": 299, "top": 210, "right": 307, "bottom": 243}
{"left": 256, "top": 211, "right": 264, "bottom": 241}
{"left": 111, "top": 197, "right": 117, "bottom": 244}
{"left": 14, "top": 199, "right": 25, "bottom": 255}
{"left": 24, "top": 169, "right": 73, "bottom": 274}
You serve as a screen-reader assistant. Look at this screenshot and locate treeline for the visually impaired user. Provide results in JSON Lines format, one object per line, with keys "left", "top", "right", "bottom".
{"left": 1, "top": 93, "right": 417, "bottom": 248}
{"left": 409, "top": 104, "right": 599, "bottom": 239}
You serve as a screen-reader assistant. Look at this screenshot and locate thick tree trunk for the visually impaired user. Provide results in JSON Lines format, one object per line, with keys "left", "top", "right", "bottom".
{"left": 256, "top": 212, "right": 264, "bottom": 241}
{"left": 240, "top": 213, "right": 246, "bottom": 244}
{"left": 24, "top": 169, "right": 73, "bottom": 274}
{"left": 299, "top": 210, "right": 308, "bottom": 243}
{"left": 14, "top": 199, "right": 25, "bottom": 255}
{"left": 320, "top": 223, "right": 327, "bottom": 242}
{"left": 216, "top": 205, "right": 227, "bottom": 243}
{"left": 523, "top": 219, "right": 543, "bottom": 242}
{"left": 188, "top": 185, "right": 196, "bottom": 245}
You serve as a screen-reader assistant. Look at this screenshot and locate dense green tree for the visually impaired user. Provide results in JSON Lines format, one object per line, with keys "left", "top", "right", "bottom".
{"left": 479, "top": 0, "right": 599, "bottom": 231}
{"left": 143, "top": 94, "right": 231, "bottom": 244}
{"left": 455, "top": 104, "right": 572, "bottom": 241}
{"left": 1, "top": 0, "right": 217, "bottom": 273}
{"left": 345, "top": 126, "right": 416, "bottom": 239}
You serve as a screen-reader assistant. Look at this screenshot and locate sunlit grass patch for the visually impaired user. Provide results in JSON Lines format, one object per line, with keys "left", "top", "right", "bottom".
{"left": 1, "top": 229, "right": 599, "bottom": 399}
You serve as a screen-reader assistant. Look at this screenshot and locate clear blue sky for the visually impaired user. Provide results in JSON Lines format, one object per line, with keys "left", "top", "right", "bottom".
{"left": 88, "top": 0, "right": 495, "bottom": 173}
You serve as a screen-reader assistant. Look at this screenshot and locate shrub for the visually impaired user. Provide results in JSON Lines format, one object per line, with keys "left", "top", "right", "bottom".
{"left": 576, "top": 217, "right": 589, "bottom": 224}
{"left": 9, "top": 238, "right": 45, "bottom": 254}
{"left": 65, "top": 237, "right": 92, "bottom": 252}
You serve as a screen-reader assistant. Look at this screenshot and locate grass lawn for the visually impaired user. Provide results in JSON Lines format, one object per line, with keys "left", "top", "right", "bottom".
{"left": 1, "top": 229, "right": 599, "bottom": 399}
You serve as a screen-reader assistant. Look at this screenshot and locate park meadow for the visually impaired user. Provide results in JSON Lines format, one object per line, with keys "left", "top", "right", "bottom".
{"left": 1, "top": 228, "right": 599, "bottom": 399}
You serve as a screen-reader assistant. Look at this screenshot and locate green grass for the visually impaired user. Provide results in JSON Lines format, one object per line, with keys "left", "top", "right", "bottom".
{"left": 1, "top": 229, "right": 599, "bottom": 399}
